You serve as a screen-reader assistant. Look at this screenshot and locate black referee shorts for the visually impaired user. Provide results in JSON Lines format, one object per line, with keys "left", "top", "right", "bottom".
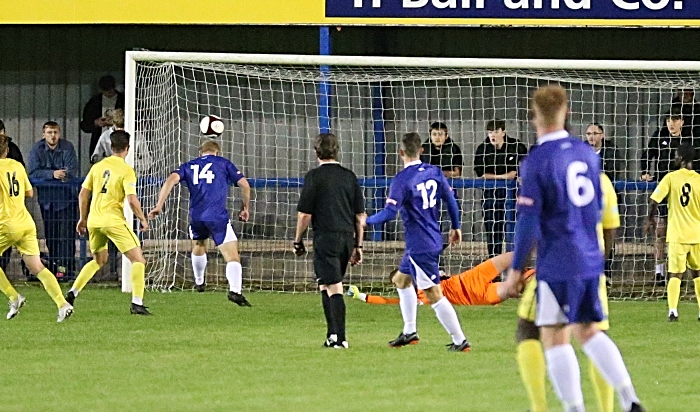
{"left": 313, "top": 231, "right": 354, "bottom": 286}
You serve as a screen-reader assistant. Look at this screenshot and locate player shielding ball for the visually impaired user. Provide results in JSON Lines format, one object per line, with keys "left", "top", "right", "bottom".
{"left": 647, "top": 143, "right": 700, "bottom": 322}
{"left": 365, "top": 132, "right": 470, "bottom": 352}
{"left": 503, "top": 85, "right": 645, "bottom": 412}
{"left": 149, "top": 141, "right": 252, "bottom": 306}
{"left": 516, "top": 173, "right": 620, "bottom": 412}
{"left": 0, "top": 134, "right": 73, "bottom": 322}
{"left": 66, "top": 131, "right": 151, "bottom": 315}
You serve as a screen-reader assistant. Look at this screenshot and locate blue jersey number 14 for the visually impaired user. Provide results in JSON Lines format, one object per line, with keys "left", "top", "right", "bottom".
{"left": 191, "top": 163, "right": 215, "bottom": 185}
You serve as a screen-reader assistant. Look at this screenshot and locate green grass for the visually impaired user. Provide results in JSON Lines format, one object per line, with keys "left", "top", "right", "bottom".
{"left": 0, "top": 287, "right": 698, "bottom": 411}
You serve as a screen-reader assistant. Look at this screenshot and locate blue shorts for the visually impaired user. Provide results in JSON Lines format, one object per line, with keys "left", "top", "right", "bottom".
{"left": 535, "top": 277, "right": 604, "bottom": 327}
{"left": 398, "top": 251, "right": 441, "bottom": 291}
{"left": 189, "top": 220, "right": 238, "bottom": 246}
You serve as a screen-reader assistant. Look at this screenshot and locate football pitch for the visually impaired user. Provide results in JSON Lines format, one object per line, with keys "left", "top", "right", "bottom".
{"left": 1, "top": 287, "right": 698, "bottom": 411}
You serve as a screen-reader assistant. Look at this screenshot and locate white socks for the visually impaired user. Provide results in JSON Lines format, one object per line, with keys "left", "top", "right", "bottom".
{"left": 192, "top": 253, "right": 207, "bottom": 285}
{"left": 655, "top": 263, "right": 664, "bottom": 275}
{"left": 132, "top": 296, "right": 143, "bottom": 305}
{"left": 226, "top": 261, "right": 243, "bottom": 293}
{"left": 69, "top": 288, "right": 79, "bottom": 297}
{"left": 582, "top": 332, "right": 639, "bottom": 411}
{"left": 431, "top": 297, "right": 466, "bottom": 345}
{"left": 397, "top": 287, "right": 418, "bottom": 334}
{"left": 545, "top": 344, "right": 585, "bottom": 412}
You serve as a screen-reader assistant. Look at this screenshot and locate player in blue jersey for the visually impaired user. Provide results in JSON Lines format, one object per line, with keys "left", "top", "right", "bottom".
{"left": 149, "top": 141, "right": 252, "bottom": 306}
{"left": 365, "top": 132, "right": 470, "bottom": 352}
{"left": 503, "top": 85, "right": 645, "bottom": 412}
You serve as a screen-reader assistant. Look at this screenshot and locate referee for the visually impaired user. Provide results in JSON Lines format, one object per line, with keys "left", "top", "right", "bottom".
{"left": 294, "top": 133, "right": 365, "bottom": 349}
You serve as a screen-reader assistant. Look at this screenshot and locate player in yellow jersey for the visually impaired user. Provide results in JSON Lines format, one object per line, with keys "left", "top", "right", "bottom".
{"left": 516, "top": 172, "right": 620, "bottom": 412}
{"left": 647, "top": 143, "right": 700, "bottom": 322}
{"left": 65, "top": 130, "right": 151, "bottom": 315}
{"left": 0, "top": 135, "right": 73, "bottom": 322}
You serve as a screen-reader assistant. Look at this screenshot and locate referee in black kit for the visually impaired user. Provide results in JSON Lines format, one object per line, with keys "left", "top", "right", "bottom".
{"left": 294, "top": 133, "right": 365, "bottom": 349}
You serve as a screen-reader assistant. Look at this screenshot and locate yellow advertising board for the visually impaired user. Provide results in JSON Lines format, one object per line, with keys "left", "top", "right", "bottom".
{"left": 2, "top": 0, "right": 699, "bottom": 26}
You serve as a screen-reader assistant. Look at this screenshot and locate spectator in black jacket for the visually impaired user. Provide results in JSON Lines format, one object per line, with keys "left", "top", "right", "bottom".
{"left": 474, "top": 119, "right": 527, "bottom": 257}
{"left": 0, "top": 120, "right": 25, "bottom": 167}
{"left": 585, "top": 123, "right": 622, "bottom": 181}
{"left": 670, "top": 89, "right": 700, "bottom": 137}
{"left": 641, "top": 107, "right": 700, "bottom": 286}
{"left": 80, "top": 75, "right": 125, "bottom": 161}
{"left": 420, "top": 122, "right": 463, "bottom": 178}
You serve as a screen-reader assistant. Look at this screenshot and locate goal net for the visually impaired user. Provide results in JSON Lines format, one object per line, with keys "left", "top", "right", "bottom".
{"left": 126, "top": 52, "right": 700, "bottom": 300}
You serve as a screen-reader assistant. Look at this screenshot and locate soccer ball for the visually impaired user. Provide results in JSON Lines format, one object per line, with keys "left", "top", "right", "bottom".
{"left": 199, "top": 115, "right": 224, "bottom": 137}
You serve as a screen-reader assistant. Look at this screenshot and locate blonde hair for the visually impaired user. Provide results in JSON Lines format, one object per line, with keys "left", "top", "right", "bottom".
{"left": 111, "top": 108, "right": 124, "bottom": 128}
{"left": 200, "top": 140, "right": 221, "bottom": 154}
{"left": 532, "top": 84, "right": 568, "bottom": 127}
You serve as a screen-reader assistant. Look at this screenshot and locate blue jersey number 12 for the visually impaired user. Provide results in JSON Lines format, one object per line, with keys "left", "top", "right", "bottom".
{"left": 417, "top": 179, "right": 438, "bottom": 210}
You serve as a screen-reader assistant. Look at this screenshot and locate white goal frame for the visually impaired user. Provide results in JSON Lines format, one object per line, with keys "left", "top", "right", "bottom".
{"left": 122, "top": 51, "right": 700, "bottom": 292}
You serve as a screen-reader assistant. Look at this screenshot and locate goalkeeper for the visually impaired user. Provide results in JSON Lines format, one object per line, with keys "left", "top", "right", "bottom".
{"left": 348, "top": 252, "right": 534, "bottom": 306}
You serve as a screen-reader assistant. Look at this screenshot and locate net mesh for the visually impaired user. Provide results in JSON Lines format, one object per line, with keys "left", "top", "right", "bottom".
{"left": 132, "top": 58, "right": 700, "bottom": 299}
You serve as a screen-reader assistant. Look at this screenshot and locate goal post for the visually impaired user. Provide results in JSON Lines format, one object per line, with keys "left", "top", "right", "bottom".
{"left": 123, "top": 51, "right": 700, "bottom": 299}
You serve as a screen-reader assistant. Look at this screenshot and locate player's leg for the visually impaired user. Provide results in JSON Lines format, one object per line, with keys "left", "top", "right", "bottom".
{"left": 191, "top": 240, "right": 207, "bottom": 291}
{"left": 313, "top": 232, "right": 351, "bottom": 348}
{"left": 666, "top": 242, "right": 686, "bottom": 321}
{"left": 686, "top": 244, "right": 700, "bottom": 320}
{"left": 654, "top": 215, "right": 667, "bottom": 286}
{"left": 188, "top": 222, "right": 209, "bottom": 291}
{"left": 209, "top": 220, "right": 250, "bottom": 305}
{"left": 68, "top": 228, "right": 109, "bottom": 303}
{"left": 571, "top": 278, "right": 643, "bottom": 412}
{"left": 536, "top": 279, "right": 584, "bottom": 412}
{"left": 0, "top": 236, "right": 23, "bottom": 319}
{"left": 388, "top": 256, "right": 420, "bottom": 347}
{"left": 17, "top": 229, "right": 73, "bottom": 322}
{"left": 123, "top": 246, "right": 149, "bottom": 315}
{"left": 516, "top": 277, "right": 548, "bottom": 412}
{"left": 416, "top": 253, "right": 470, "bottom": 351}
{"left": 590, "top": 275, "right": 614, "bottom": 412}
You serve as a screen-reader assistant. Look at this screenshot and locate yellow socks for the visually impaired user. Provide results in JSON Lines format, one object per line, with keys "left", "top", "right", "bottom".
{"left": 517, "top": 339, "right": 548, "bottom": 412}
{"left": 72, "top": 260, "right": 101, "bottom": 293}
{"left": 0, "top": 267, "right": 19, "bottom": 302}
{"left": 131, "top": 262, "right": 145, "bottom": 305}
{"left": 589, "top": 362, "right": 614, "bottom": 412}
{"left": 694, "top": 278, "right": 700, "bottom": 315}
{"left": 668, "top": 277, "right": 681, "bottom": 316}
{"left": 36, "top": 268, "right": 67, "bottom": 308}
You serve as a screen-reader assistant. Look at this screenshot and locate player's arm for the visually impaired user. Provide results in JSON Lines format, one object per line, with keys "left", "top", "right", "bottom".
{"left": 366, "top": 179, "right": 402, "bottom": 226}
{"left": 294, "top": 171, "right": 315, "bottom": 256}
{"left": 76, "top": 186, "right": 91, "bottom": 236}
{"left": 646, "top": 174, "right": 670, "bottom": 233}
{"left": 148, "top": 172, "right": 181, "bottom": 219}
{"left": 127, "top": 194, "right": 148, "bottom": 232}
{"left": 505, "top": 160, "right": 541, "bottom": 297}
{"left": 438, "top": 175, "right": 462, "bottom": 246}
{"left": 236, "top": 177, "right": 251, "bottom": 222}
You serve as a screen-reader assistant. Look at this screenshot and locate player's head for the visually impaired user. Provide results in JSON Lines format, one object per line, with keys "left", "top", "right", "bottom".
{"left": 314, "top": 133, "right": 339, "bottom": 161}
{"left": 42, "top": 121, "right": 61, "bottom": 148}
{"left": 0, "top": 134, "right": 8, "bottom": 159}
{"left": 400, "top": 132, "right": 424, "bottom": 160}
{"left": 675, "top": 143, "right": 695, "bottom": 169}
{"left": 666, "top": 106, "right": 685, "bottom": 136}
{"left": 200, "top": 140, "right": 220, "bottom": 156}
{"left": 531, "top": 84, "right": 569, "bottom": 132}
{"left": 110, "top": 108, "right": 125, "bottom": 129}
{"left": 110, "top": 130, "right": 130, "bottom": 154}
{"left": 585, "top": 123, "right": 605, "bottom": 148}
{"left": 429, "top": 121, "right": 448, "bottom": 147}
{"left": 486, "top": 119, "right": 506, "bottom": 147}
{"left": 99, "top": 75, "right": 118, "bottom": 98}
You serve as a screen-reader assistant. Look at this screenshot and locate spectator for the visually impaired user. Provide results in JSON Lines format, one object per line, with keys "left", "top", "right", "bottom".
{"left": 474, "top": 119, "right": 527, "bottom": 257}
{"left": 670, "top": 89, "right": 700, "bottom": 137}
{"left": 28, "top": 121, "right": 79, "bottom": 279}
{"left": 641, "top": 107, "right": 700, "bottom": 286}
{"left": 420, "top": 122, "right": 463, "bottom": 178}
{"left": 80, "top": 75, "right": 125, "bottom": 161}
{"left": 91, "top": 108, "right": 124, "bottom": 163}
{"left": 585, "top": 123, "right": 622, "bottom": 181}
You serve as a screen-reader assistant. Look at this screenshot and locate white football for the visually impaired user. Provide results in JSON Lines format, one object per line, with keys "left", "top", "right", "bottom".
{"left": 199, "top": 115, "right": 224, "bottom": 137}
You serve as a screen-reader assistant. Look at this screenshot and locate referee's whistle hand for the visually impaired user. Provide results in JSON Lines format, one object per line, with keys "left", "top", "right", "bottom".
{"left": 350, "top": 249, "right": 362, "bottom": 266}
{"left": 293, "top": 241, "right": 306, "bottom": 256}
